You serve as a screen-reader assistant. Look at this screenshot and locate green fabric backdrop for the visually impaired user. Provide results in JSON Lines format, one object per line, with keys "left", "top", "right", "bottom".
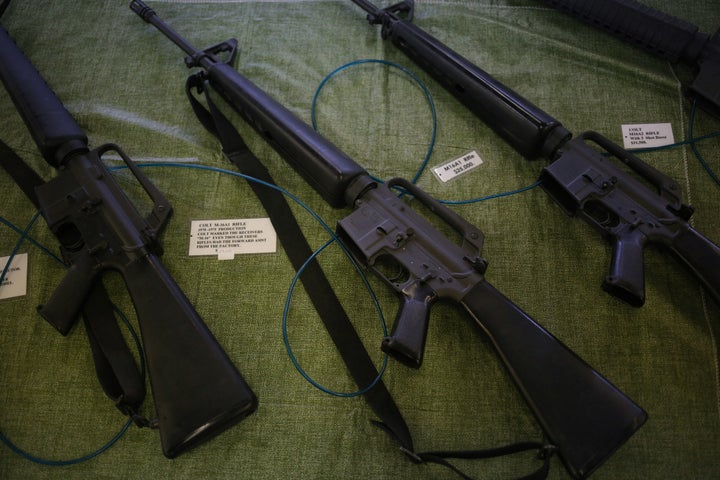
{"left": 1, "top": 0, "right": 719, "bottom": 478}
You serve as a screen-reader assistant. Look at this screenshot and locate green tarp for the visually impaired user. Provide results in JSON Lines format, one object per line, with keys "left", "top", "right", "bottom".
{"left": 1, "top": 1, "right": 719, "bottom": 478}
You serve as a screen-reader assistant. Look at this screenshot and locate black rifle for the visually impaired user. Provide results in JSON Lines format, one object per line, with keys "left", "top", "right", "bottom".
{"left": 535, "top": 0, "right": 720, "bottom": 119}
{"left": 130, "top": 2, "right": 647, "bottom": 478}
{"left": 349, "top": 0, "right": 720, "bottom": 308}
{"left": 0, "top": 24, "right": 257, "bottom": 458}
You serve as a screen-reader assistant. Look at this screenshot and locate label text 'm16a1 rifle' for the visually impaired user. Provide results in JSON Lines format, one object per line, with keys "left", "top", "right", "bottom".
{"left": 130, "top": 2, "right": 647, "bottom": 478}
{"left": 349, "top": 0, "right": 720, "bottom": 308}
{"left": 0, "top": 23, "right": 257, "bottom": 458}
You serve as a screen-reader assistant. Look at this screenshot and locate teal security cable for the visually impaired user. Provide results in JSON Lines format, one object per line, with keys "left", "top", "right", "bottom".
{"left": 311, "top": 59, "right": 437, "bottom": 184}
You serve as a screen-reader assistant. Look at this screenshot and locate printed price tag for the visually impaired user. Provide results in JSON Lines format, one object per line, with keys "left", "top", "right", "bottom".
{"left": 621, "top": 123, "right": 674, "bottom": 149}
{"left": 0, "top": 253, "right": 28, "bottom": 300}
{"left": 189, "top": 218, "right": 276, "bottom": 260}
{"left": 432, "top": 150, "right": 483, "bottom": 183}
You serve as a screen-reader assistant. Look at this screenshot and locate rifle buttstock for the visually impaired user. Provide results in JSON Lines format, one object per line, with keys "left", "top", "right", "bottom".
{"left": 670, "top": 225, "right": 720, "bottom": 306}
{"left": 123, "top": 254, "right": 257, "bottom": 458}
{"left": 461, "top": 281, "right": 647, "bottom": 479}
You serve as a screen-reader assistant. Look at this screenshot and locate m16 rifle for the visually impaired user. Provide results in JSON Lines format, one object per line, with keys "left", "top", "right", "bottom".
{"left": 0, "top": 22, "right": 257, "bottom": 459}
{"left": 349, "top": 0, "right": 720, "bottom": 308}
{"left": 130, "top": 2, "right": 647, "bottom": 477}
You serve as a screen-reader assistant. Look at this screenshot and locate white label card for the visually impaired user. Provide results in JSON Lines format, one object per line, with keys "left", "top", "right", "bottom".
{"left": 189, "top": 218, "right": 277, "bottom": 260}
{"left": 432, "top": 150, "right": 483, "bottom": 183}
{"left": 621, "top": 123, "right": 675, "bottom": 149}
{"left": 0, "top": 253, "right": 28, "bottom": 300}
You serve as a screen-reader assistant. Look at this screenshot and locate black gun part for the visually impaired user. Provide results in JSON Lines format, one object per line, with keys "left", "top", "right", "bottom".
{"left": 535, "top": 0, "right": 720, "bottom": 119}
{"left": 0, "top": 23, "right": 257, "bottom": 458}
{"left": 131, "top": 2, "right": 648, "bottom": 478}
{"left": 350, "top": 0, "right": 720, "bottom": 309}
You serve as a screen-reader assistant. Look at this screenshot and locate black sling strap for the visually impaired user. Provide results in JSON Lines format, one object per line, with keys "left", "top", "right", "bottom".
{"left": 411, "top": 443, "right": 556, "bottom": 480}
{"left": 185, "top": 73, "right": 555, "bottom": 479}
{"left": 81, "top": 281, "right": 148, "bottom": 423}
{"left": 0, "top": 139, "right": 148, "bottom": 423}
{"left": 184, "top": 73, "right": 414, "bottom": 451}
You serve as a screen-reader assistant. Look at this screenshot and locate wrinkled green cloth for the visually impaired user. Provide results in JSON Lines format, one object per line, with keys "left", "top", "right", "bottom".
{"left": 1, "top": 1, "right": 719, "bottom": 478}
